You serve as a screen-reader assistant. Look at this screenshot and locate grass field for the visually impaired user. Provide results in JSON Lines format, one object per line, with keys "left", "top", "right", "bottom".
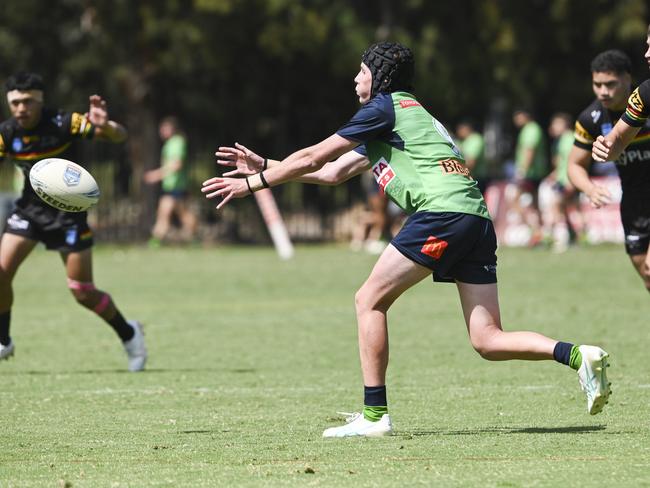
{"left": 1, "top": 243, "right": 649, "bottom": 487}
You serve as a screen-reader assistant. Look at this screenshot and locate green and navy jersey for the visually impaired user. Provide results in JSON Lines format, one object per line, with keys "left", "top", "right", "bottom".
{"left": 622, "top": 79, "right": 650, "bottom": 127}
{"left": 337, "top": 92, "right": 489, "bottom": 219}
{"left": 0, "top": 108, "right": 95, "bottom": 204}
{"left": 161, "top": 134, "right": 188, "bottom": 192}
{"left": 574, "top": 96, "right": 650, "bottom": 201}
{"left": 515, "top": 121, "right": 547, "bottom": 180}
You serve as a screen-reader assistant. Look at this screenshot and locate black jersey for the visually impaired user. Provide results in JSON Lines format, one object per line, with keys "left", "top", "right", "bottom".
{"left": 574, "top": 97, "right": 650, "bottom": 203}
{"left": 0, "top": 108, "right": 95, "bottom": 220}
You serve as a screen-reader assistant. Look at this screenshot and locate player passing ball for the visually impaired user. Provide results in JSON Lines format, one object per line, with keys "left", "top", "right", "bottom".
{"left": 203, "top": 42, "right": 611, "bottom": 437}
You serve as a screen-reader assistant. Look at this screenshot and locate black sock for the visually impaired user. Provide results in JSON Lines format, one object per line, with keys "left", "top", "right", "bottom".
{"left": 0, "top": 310, "right": 10, "bottom": 345}
{"left": 553, "top": 341, "right": 574, "bottom": 366}
{"left": 107, "top": 310, "right": 134, "bottom": 342}
{"left": 364, "top": 385, "right": 387, "bottom": 406}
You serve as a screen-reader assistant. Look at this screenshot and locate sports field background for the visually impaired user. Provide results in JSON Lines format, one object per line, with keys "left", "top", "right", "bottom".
{"left": 1, "top": 244, "right": 649, "bottom": 487}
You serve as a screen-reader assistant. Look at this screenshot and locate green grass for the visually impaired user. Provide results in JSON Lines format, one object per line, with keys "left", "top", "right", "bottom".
{"left": 1, "top": 244, "right": 649, "bottom": 487}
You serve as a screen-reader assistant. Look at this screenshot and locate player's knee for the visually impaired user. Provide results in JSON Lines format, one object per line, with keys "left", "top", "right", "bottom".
{"left": 355, "top": 285, "right": 386, "bottom": 314}
{"left": 469, "top": 331, "right": 501, "bottom": 360}
{"left": 67, "top": 279, "right": 106, "bottom": 310}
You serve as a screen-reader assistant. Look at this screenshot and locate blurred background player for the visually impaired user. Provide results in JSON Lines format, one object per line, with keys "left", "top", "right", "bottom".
{"left": 591, "top": 28, "right": 650, "bottom": 291}
{"left": 204, "top": 42, "right": 611, "bottom": 437}
{"left": 568, "top": 49, "right": 650, "bottom": 293}
{"left": 0, "top": 72, "right": 147, "bottom": 370}
{"left": 506, "top": 108, "right": 547, "bottom": 246}
{"left": 144, "top": 116, "right": 197, "bottom": 246}
{"left": 539, "top": 112, "right": 582, "bottom": 252}
{"left": 456, "top": 120, "right": 488, "bottom": 194}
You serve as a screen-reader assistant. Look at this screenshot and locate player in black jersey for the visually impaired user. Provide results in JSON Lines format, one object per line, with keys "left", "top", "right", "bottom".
{"left": 0, "top": 72, "right": 147, "bottom": 370}
{"left": 591, "top": 27, "right": 650, "bottom": 291}
{"left": 567, "top": 48, "right": 650, "bottom": 293}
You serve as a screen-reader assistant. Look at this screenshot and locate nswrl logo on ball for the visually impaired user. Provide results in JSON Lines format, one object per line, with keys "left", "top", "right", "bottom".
{"left": 63, "top": 165, "right": 81, "bottom": 186}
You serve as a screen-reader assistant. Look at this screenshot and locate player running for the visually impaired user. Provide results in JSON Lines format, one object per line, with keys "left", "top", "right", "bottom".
{"left": 568, "top": 45, "right": 650, "bottom": 294}
{"left": 0, "top": 72, "right": 147, "bottom": 371}
{"left": 204, "top": 43, "right": 611, "bottom": 437}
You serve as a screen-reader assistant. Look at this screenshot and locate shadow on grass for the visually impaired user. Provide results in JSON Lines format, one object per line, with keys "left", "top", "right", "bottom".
{"left": 399, "top": 425, "right": 607, "bottom": 437}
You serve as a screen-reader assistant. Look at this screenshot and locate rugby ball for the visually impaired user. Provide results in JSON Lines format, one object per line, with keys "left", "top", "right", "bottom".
{"left": 29, "top": 158, "right": 100, "bottom": 212}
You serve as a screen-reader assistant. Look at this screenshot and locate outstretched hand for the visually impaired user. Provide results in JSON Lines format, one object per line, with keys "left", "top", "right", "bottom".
{"left": 87, "top": 94, "right": 109, "bottom": 128}
{"left": 215, "top": 142, "right": 264, "bottom": 176}
{"left": 592, "top": 135, "right": 613, "bottom": 162}
{"left": 202, "top": 176, "right": 249, "bottom": 210}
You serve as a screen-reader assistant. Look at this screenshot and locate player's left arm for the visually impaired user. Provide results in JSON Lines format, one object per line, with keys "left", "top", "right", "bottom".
{"left": 202, "top": 134, "right": 358, "bottom": 209}
{"left": 87, "top": 95, "right": 127, "bottom": 143}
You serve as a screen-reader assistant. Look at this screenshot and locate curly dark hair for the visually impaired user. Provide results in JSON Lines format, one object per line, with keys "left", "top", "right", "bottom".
{"left": 590, "top": 50, "right": 631, "bottom": 75}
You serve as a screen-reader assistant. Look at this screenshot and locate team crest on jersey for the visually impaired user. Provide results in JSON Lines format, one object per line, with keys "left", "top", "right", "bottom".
{"left": 371, "top": 158, "right": 395, "bottom": 191}
{"left": 601, "top": 122, "right": 612, "bottom": 135}
{"left": 591, "top": 110, "right": 601, "bottom": 123}
{"left": 629, "top": 88, "right": 644, "bottom": 111}
{"left": 12, "top": 137, "right": 23, "bottom": 152}
{"left": 63, "top": 165, "right": 82, "bottom": 186}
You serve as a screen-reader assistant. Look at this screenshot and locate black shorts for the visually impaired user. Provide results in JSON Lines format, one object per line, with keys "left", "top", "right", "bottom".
{"left": 621, "top": 211, "right": 650, "bottom": 255}
{"left": 3, "top": 199, "right": 94, "bottom": 252}
{"left": 391, "top": 211, "right": 497, "bottom": 284}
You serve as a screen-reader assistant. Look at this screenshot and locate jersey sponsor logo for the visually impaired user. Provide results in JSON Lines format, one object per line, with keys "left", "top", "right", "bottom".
{"left": 440, "top": 158, "right": 472, "bottom": 178}
{"left": 7, "top": 213, "right": 29, "bottom": 231}
{"left": 372, "top": 158, "right": 396, "bottom": 191}
{"left": 420, "top": 235, "right": 448, "bottom": 260}
{"left": 591, "top": 110, "right": 601, "bottom": 123}
{"left": 12, "top": 137, "right": 23, "bottom": 152}
{"left": 618, "top": 149, "right": 650, "bottom": 165}
{"left": 63, "top": 165, "right": 82, "bottom": 186}
{"left": 399, "top": 99, "right": 421, "bottom": 108}
{"left": 483, "top": 264, "right": 497, "bottom": 274}
{"left": 601, "top": 123, "right": 612, "bottom": 135}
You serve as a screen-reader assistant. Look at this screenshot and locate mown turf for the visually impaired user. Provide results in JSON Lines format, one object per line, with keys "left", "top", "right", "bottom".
{"left": 1, "top": 244, "right": 649, "bottom": 487}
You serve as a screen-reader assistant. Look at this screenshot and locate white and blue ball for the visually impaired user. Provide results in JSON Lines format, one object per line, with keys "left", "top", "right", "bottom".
{"left": 29, "top": 158, "right": 100, "bottom": 212}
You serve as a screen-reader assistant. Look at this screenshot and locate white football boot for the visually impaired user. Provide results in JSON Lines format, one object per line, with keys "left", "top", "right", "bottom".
{"left": 577, "top": 345, "right": 611, "bottom": 415}
{"left": 322, "top": 412, "right": 393, "bottom": 438}
{"left": 0, "top": 340, "right": 15, "bottom": 361}
{"left": 123, "top": 321, "right": 147, "bottom": 372}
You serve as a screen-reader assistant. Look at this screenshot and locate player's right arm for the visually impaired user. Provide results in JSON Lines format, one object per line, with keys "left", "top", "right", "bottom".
{"left": 567, "top": 145, "right": 611, "bottom": 208}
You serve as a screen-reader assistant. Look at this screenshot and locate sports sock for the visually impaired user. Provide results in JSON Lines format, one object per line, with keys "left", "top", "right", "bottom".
{"left": 107, "top": 310, "right": 135, "bottom": 342}
{"left": 569, "top": 345, "right": 582, "bottom": 371}
{"left": 0, "top": 310, "right": 10, "bottom": 346}
{"left": 363, "top": 385, "right": 388, "bottom": 422}
{"left": 553, "top": 341, "right": 581, "bottom": 370}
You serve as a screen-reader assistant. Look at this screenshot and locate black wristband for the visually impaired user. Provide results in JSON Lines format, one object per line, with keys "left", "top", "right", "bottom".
{"left": 259, "top": 171, "right": 270, "bottom": 189}
{"left": 263, "top": 158, "right": 268, "bottom": 170}
{"left": 245, "top": 177, "right": 253, "bottom": 194}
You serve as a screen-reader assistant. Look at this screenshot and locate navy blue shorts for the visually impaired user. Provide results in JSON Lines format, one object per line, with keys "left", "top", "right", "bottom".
{"left": 391, "top": 211, "right": 497, "bottom": 284}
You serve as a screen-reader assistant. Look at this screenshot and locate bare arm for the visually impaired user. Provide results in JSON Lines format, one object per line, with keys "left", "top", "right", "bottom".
{"left": 296, "top": 150, "right": 370, "bottom": 185}
{"left": 567, "top": 144, "right": 611, "bottom": 208}
{"left": 592, "top": 119, "right": 641, "bottom": 162}
{"left": 202, "top": 134, "right": 359, "bottom": 209}
{"left": 515, "top": 148, "right": 534, "bottom": 179}
{"left": 87, "top": 95, "right": 127, "bottom": 143}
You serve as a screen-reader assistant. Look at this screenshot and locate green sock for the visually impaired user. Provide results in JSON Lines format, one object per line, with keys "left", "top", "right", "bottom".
{"left": 569, "top": 345, "right": 582, "bottom": 371}
{"left": 363, "top": 405, "right": 388, "bottom": 422}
